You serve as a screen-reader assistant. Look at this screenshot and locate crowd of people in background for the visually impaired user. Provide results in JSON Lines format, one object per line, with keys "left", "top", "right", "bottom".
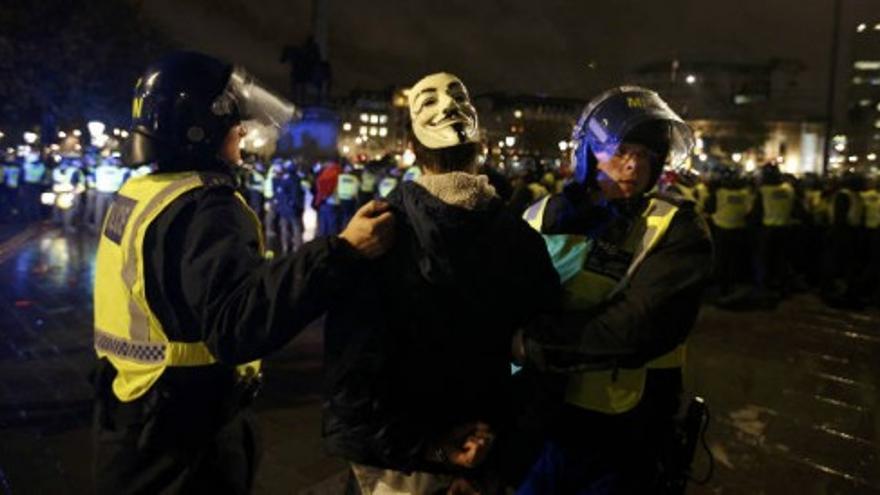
{"left": 664, "top": 162, "right": 880, "bottom": 310}
{"left": 1, "top": 146, "right": 878, "bottom": 310}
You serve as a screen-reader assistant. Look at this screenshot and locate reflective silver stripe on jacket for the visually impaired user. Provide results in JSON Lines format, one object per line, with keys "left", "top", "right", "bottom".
{"left": 121, "top": 175, "right": 204, "bottom": 342}
{"left": 95, "top": 328, "right": 166, "bottom": 363}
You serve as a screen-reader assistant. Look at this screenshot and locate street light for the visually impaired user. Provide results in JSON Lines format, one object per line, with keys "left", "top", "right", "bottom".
{"left": 558, "top": 140, "right": 568, "bottom": 151}
{"left": 505, "top": 136, "right": 516, "bottom": 147}
{"left": 88, "top": 121, "right": 106, "bottom": 137}
{"left": 685, "top": 74, "right": 697, "bottom": 85}
{"left": 73, "top": 129, "right": 82, "bottom": 137}
{"left": 402, "top": 148, "right": 416, "bottom": 166}
{"left": 23, "top": 131, "right": 38, "bottom": 144}
{"left": 58, "top": 131, "right": 67, "bottom": 139}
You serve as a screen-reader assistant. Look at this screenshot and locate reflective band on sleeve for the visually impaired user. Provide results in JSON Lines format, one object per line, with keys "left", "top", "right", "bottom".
{"left": 95, "top": 329, "right": 218, "bottom": 367}
{"left": 95, "top": 329, "right": 166, "bottom": 363}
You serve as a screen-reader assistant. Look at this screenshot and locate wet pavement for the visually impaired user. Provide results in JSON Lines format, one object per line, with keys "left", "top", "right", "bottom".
{"left": 0, "top": 223, "right": 878, "bottom": 494}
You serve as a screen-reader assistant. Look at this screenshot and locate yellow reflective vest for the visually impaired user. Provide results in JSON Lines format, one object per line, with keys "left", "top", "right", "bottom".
{"left": 527, "top": 182, "right": 550, "bottom": 202}
{"left": 93, "top": 171, "right": 260, "bottom": 402}
{"left": 360, "top": 170, "right": 377, "bottom": 193}
{"left": 695, "top": 182, "right": 710, "bottom": 215}
{"left": 836, "top": 189, "right": 864, "bottom": 227}
{"left": 759, "top": 183, "right": 795, "bottom": 227}
{"left": 803, "top": 189, "right": 829, "bottom": 226}
{"left": 711, "top": 187, "right": 753, "bottom": 229}
{"left": 861, "top": 189, "right": 880, "bottom": 229}
{"left": 378, "top": 176, "right": 398, "bottom": 198}
{"left": 336, "top": 173, "right": 359, "bottom": 201}
{"left": 524, "top": 195, "right": 686, "bottom": 414}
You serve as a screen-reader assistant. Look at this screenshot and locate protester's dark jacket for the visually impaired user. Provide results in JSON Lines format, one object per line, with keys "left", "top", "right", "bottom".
{"left": 322, "top": 174, "right": 561, "bottom": 473}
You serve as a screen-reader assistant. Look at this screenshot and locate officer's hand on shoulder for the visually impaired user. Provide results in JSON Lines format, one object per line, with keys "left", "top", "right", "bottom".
{"left": 338, "top": 200, "right": 395, "bottom": 259}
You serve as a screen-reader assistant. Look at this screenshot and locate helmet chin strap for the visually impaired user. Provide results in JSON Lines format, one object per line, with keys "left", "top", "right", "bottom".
{"left": 228, "top": 157, "right": 250, "bottom": 171}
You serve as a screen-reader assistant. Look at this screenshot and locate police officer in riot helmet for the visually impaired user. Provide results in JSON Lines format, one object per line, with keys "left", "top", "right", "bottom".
{"left": 750, "top": 162, "right": 797, "bottom": 297}
{"left": 705, "top": 163, "right": 755, "bottom": 300}
{"left": 822, "top": 169, "right": 867, "bottom": 307}
{"left": 513, "top": 86, "right": 712, "bottom": 493}
{"left": 93, "top": 51, "right": 394, "bottom": 494}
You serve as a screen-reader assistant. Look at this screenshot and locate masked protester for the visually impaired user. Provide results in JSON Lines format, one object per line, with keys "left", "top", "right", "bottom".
{"left": 92, "top": 51, "right": 395, "bottom": 494}
{"left": 322, "top": 72, "right": 560, "bottom": 495}
{"left": 512, "top": 86, "right": 712, "bottom": 493}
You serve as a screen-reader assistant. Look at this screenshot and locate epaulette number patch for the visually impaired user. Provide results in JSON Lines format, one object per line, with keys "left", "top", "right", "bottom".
{"left": 103, "top": 195, "right": 137, "bottom": 245}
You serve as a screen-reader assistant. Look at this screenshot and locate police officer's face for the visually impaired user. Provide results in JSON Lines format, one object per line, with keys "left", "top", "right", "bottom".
{"left": 219, "top": 124, "right": 246, "bottom": 165}
{"left": 595, "top": 142, "right": 656, "bottom": 200}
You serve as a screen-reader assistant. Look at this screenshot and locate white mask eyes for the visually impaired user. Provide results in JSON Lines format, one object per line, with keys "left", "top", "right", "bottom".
{"left": 414, "top": 94, "right": 438, "bottom": 115}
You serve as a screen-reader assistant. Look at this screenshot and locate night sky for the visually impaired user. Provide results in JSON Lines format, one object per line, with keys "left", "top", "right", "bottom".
{"left": 137, "top": 0, "right": 876, "bottom": 115}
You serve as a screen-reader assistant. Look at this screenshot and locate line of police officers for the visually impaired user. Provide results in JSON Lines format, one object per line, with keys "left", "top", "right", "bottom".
{"left": 0, "top": 151, "right": 148, "bottom": 233}
{"left": 665, "top": 163, "right": 880, "bottom": 309}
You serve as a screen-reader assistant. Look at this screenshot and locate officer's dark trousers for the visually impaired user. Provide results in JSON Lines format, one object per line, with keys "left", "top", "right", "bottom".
{"left": 247, "top": 191, "right": 264, "bottom": 220}
{"left": 279, "top": 213, "right": 304, "bottom": 253}
{"left": 858, "top": 228, "right": 880, "bottom": 305}
{"left": 754, "top": 226, "right": 790, "bottom": 292}
{"left": 516, "top": 371, "right": 681, "bottom": 494}
{"left": 713, "top": 226, "right": 748, "bottom": 295}
{"left": 822, "top": 225, "right": 860, "bottom": 299}
{"left": 93, "top": 363, "right": 260, "bottom": 495}
{"left": 20, "top": 184, "right": 42, "bottom": 221}
{"left": 318, "top": 202, "right": 341, "bottom": 236}
{"left": 339, "top": 199, "right": 357, "bottom": 230}
{"left": 93, "top": 192, "right": 115, "bottom": 231}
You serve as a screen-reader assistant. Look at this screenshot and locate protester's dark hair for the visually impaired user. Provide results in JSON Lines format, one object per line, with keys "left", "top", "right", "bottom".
{"left": 411, "top": 139, "right": 481, "bottom": 174}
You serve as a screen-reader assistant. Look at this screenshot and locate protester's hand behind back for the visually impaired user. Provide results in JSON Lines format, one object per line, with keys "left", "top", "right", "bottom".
{"left": 441, "top": 421, "right": 495, "bottom": 469}
{"left": 339, "top": 200, "right": 395, "bottom": 258}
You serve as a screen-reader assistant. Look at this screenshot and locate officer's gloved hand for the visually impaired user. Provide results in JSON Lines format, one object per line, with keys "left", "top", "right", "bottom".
{"left": 338, "top": 200, "right": 395, "bottom": 258}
